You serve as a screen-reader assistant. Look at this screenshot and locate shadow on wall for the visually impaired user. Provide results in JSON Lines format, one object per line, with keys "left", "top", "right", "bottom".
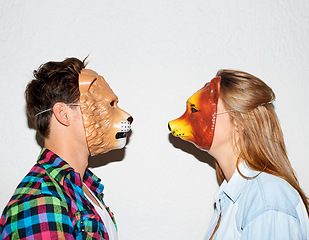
{"left": 168, "top": 133, "right": 215, "bottom": 168}
{"left": 27, "top": 113, "right": 45, "bottom": 148}
{"left": 88, "top": 149, "right": 125, "bottom": 168}
{"left": 168, "top": 133, "right": 221, "bottom": 184}
{"left": 88, "top": 130, "right": 133, "bottom": 168}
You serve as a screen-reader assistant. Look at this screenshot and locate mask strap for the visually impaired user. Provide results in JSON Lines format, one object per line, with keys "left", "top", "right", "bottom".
{"left": 216, "top": 110, "right": 235, "bottom": 115}
{"left": 34, "top": 104, "right": 81, "bottom": 117}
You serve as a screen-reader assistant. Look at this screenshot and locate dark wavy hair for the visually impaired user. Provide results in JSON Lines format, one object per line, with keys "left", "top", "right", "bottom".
{"left": 25, "top": 57, "right": 86, "bottom": 138}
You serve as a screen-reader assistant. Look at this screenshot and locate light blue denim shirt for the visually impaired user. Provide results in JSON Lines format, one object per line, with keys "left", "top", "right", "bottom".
{"left": 204, "top": 162, "right": 309, "bottom": 240}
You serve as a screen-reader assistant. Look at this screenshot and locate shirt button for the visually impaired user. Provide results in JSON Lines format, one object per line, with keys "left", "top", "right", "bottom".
{"left": 81, "top": 220, "right": 84, "bottom": 224}
{"left": 81, "top": 228, "right": 85, "bottom": 232}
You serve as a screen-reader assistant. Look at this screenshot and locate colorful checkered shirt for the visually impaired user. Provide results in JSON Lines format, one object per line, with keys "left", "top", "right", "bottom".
{"left": 0, "top": 148, "right": 117, "bottom": 239}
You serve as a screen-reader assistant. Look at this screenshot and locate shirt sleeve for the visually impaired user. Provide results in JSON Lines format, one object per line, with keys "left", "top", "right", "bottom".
{"left": 240, "top": 209, "right": 303, "bottom": 240}
{"left": 0, "top": 193, "right": 75, "bottom": 240}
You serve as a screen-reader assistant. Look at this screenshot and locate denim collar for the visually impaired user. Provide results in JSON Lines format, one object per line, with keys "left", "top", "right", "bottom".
{"left": 215, "top": 162, "right": 259, "bottom": 203}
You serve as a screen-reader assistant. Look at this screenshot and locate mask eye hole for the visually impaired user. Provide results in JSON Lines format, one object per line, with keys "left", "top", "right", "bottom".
{"left": 190, "top": 104, "right": 198, "bottom": 113}
{"left": 191, "top": 107, "right": 198, "bottom": 113}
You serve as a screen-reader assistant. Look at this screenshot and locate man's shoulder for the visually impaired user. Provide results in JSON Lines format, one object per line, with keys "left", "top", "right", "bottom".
{"left": 0, "top": 181, "right": 72, "bottom": 239}
{"left": 9, "top": 163, "right": 45, "bottom": 200}
{"left": 3, "top": 162, "right": 68, "bottom": 213}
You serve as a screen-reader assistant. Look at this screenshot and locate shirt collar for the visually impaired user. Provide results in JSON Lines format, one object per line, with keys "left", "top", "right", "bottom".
{"left": 215, "top": 161, "right": 259, "bottom": 203}
{"left": 37, "top": 148, "right": 104, "bottom": 197}
{"left": 38, "top": 148, "right": 75, "bottom": 185}
{"left": 84, "top": 169, "right": 104, "bottom": 199}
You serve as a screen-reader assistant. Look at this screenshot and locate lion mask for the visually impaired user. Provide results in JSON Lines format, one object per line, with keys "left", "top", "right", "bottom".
{"left": 79, "top": 69, "right": 133, "bottom": 156}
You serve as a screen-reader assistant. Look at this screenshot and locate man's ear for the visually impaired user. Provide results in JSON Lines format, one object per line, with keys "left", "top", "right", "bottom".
{"left": 53, "top": 103, "right": 70, "bottom": 126}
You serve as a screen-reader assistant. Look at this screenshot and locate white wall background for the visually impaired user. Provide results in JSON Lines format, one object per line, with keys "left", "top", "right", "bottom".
{"left": 0, "top": 1, "right": 308, "bottom": 239}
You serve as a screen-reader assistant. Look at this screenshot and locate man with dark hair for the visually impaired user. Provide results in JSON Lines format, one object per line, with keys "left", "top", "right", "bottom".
{"left": 0, "top": 57, "right": 133, "bottom": 239}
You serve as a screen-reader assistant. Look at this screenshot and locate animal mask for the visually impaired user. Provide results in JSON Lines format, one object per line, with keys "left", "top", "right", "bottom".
{"left": 168, "top": 77, "right": 221, "bottom": 151}
{"left": 79, "top": 69, "right": 133, "bottom": 156}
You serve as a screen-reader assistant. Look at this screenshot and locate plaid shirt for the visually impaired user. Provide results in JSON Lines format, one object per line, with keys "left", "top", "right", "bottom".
{"left": 0, "top": 148, "right": 117, "bottom": 240}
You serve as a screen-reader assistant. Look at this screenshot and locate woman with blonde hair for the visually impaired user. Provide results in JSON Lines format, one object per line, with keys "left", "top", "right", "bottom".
{"left": 169, "top": 70, "right": 309, "bottom": 239}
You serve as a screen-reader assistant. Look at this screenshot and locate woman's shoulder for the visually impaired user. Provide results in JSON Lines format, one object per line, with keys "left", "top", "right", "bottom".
{"left": 239, "top": 171, "right": 301, "bottom": 219}
{"left": 254, "top": 172, "right": 299, "bottom": 206}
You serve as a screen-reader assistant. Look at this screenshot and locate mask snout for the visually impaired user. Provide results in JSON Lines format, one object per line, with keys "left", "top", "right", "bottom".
{"left": 127, "top": 116, "right": 133, "bottom": 125}
{"left": 114, "top": 113, "right": 133, "bottom": 140}
{"left": 168, "top": 118, "right": 192, "bottom": 139}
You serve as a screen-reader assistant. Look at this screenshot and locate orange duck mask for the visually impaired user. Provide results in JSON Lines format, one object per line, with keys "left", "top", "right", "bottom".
{"left": 79, "top": 69, "right": 133, "bottom": 156}
{"left": 168, "top": 77, "right": 221, "bottom": 151}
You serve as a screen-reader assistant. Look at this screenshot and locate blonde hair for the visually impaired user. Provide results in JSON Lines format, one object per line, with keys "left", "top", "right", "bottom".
{"left": 216, "top": 69, "right": 309, "bottom": 216}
